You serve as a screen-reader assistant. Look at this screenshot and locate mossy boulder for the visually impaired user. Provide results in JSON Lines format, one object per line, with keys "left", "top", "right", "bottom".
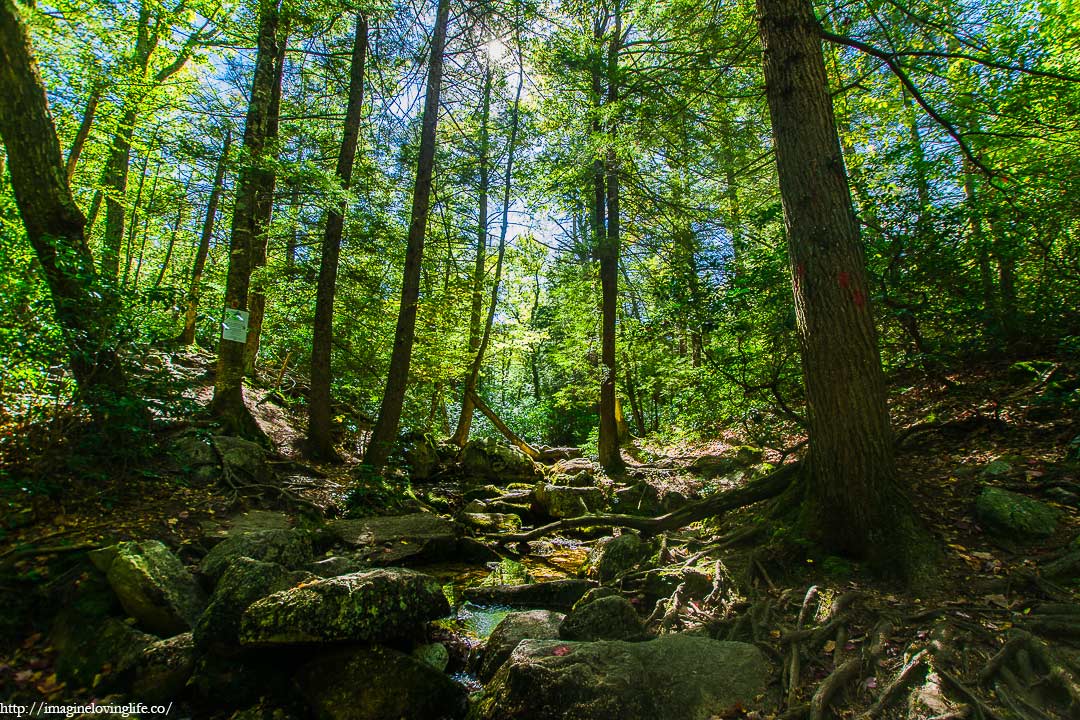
{"left": 132, "top": 632, "right": 196, "bottom": 703}
{"left": 641, "top": 568, "right": 711, "bottom": 605}
{"left": 462, "top": 438, "right": 542, "bottom": 482}
{"left": 589, "top": 533, "right": 650, "bottom": 583}
{"left": 478, "top": 609, "right": 565, "bottom": 682}
{"left": 470, "top": 635, "right": 770, "bottom": 720}
{"left": 463, "top": 579, "right": 596, "bottom": 611}
{"left": 976, "top": 486, "right": 1059, "bottom": 541}
{"left": 239, "top": 568, "right": 450, "bottom": 646}
{"left": 559, "top": 595, "right": 646, "bottom": 642}
{"left": 296, "top": 646, "right": 467, "bottom": 720}
{"left": 460, "top": 512, "right": 522, "bottom": 534}
{"left": 53, "top": 616, "right": 156, "bottom": 689}
{"left": 193, "top": 557, "right": 313, "bottom": 652}
{"left": 199, "top": 529, "right": 315, "bottom": 583}
{"left": 412, "top": 642, "right": 450, "bottom": 672}
{"left": 89, "top": 540, "right": 206, "bottom": 636}
{"left": 533, "top": 483, "right": 606, "bottom": 518}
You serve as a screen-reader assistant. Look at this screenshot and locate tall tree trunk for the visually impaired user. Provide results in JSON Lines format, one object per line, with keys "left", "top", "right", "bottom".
{"left": 597, "top": 3, "right": 623, "bottom": 474}
{"left": 963, "top": 158, "right": 995, "bottom": 334}
{"left": 450, "top": 62, "right": 493, "bottom": 446}
{"left": 65, "top": 82, "right": 99, "bottom": 183}
{"left": 364, "top": 0, "right": 450, "bottom": 468}
{"left": 757, "top": 0, "right": 933, "bottom": 582}
{"left": 210, "top": 0, "right": 283, "bottom": 439}
{"left": 308, "top": 11, "right": 368, "bottom": 460}
{"left": 244, "top": 22, "right": 289, "bottom": 378}
{"left": 450, "top": 32, "right": 527, "bottom": 448}
{"left": 180, "top": 128, "right": 230, "bottom": 345}
{"left": 285, "top": 180, "right": 300, "bottom": 272}
{"left": 0, "top": 0, "right": 129, "bottom": 409}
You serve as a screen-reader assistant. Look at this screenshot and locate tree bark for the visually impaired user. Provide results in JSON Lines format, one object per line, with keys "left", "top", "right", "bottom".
{"left": 180, "top": 128, "right": 230, "bottom": 345}
{"left": 308, "top": 11, "right": 368, "bottom": 460}
{"left": 0, "top": 0, "right": 128, "bottom": 408}
{"left": 244, "top": 21, "right": 289, "bottom": 378}
{"left": 757, "top": 0, "right": 934, "bottom": 582}
{"left": 597, "top": 3, "right": 623, "bottom": 474}
{"left": 210, "top": 0, "right": 283, "bottom": 439}
{"left": 364, "top": 0, "right": 450, "bottom": 468}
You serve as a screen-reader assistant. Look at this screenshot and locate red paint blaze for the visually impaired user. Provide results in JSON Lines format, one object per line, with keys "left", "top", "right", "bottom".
{"left": 837, "top": 270, "right": 850, "bottom": 289}
{"left": 852, "top": 289, "right": 866, "bottom": 307}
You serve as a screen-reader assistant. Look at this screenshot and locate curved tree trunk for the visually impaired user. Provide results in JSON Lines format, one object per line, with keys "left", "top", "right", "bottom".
{"left": 0, "top": 0, "right": 128, "bottom": 411}
{"left": 308, "top": 11, "right": 368, "bottom": 461}
{"left": 210, "top": 0, "right": 283, "bottom": 439}
{"left": 364, "top": 0, "right": 450, "bottom": 468}
{"left": 757, "top": 0, "right": 934, "bottom": 582}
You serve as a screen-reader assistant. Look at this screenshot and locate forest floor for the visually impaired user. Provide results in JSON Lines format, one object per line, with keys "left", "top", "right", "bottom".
{"left": 0, "top": 348, "right": 1078, "bottom": 718}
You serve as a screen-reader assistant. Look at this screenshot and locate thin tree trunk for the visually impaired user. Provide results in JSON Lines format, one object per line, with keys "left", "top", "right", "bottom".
{"left": 308, "top": 11, "right": 368, "bottom": 460}
{"left": 0, "top": 0, "right": 129, "bottom": 410}
{"left": 624, "top": 367, "right": 646, "bottom": 436}
{"left": 450, "top": 62, "right": 493, "bottom": 446}
{"left": 450, "top": 32, "right": 527, "bottom": 448}
{"left": 963, "top": 157, "right": 995, "bottom": 333}
{"left": 285, "top": 180, "right": 300, "bottom": 272}
{"left": 180, "top": 128, "right": 230, "bottom": 345}
{"left": 210, "top": 0, "right": 283, "bottom": 439}
{"left": 757, "top": 0, "right": 934, "bottom": 582}
{"left": 364, "top": 0, "right": 450, "bottom": 468}
{"left": 244, "top": 22, "right": 289, "bottom": 378}
{"left": 65, "top": 83, "right": 99, "bottom": 183}
{"left": 130, "top": 155, "right": 161, "bottom": 289}
{"left": 597, "top": 3, "right": 623, "bottom": 474}
{"left": 153, "top": 171, "right": 192, "bottom": 291}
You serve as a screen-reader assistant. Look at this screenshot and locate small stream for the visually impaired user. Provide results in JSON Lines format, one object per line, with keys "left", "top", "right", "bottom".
{"left": 417, "top": 540, "right": 591, "bottom": 690}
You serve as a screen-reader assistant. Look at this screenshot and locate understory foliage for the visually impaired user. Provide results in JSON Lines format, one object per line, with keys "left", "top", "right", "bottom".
{"left": 1, "top": 0, "right": 1078, "bottom": 460}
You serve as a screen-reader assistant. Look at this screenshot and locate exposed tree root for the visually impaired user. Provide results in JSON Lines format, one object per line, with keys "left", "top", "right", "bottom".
{"left": 491, "top": 461, "right": 801, "bottom": 543}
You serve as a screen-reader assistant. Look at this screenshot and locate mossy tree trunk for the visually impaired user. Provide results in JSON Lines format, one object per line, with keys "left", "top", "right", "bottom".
{"left": 0, "top": 0, "right": 129, "bottom": 411}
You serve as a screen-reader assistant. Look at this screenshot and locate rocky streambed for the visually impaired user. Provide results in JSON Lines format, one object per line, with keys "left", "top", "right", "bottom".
{"left": 43, "top": 438, "right": 774, "bottom": 719}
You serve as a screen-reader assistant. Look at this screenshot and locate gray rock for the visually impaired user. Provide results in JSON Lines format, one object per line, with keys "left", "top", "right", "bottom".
{"left": 976, "top": 486, "right": 1059, "bottom": 541}
{"left": 213, "top": 435, "right": 271, "bottom": 484}
{"left": 590, "top": 534, "right": 650, "bottom": 583}
{"left": 297, "top": 646, "right": 466, "bottom": 720}
{"left": 132, "top": 632, "right": 196, "bottom": 703}
{"left": 471, "top": 635, "right": 770, "bottom": 720}
{"left": 551, "top": 457, "right": 595, "bottom": 476}
{"left": 641, "top": 568, "right": 711, "bottom": 604}
{"left": 240, "top": 568, "right": 450, "bottom": 646}
{"left": 199, "top": 529, "right": 314, "bottom": 582}
{"left": 479, "top": 609, "right": 565, "bottom": 682}
{"left": 559, "top": 595, "right": 645, "bottom": 641}
{"left": 193, "top": 557, "right": 313, "bottom": 651}
{"left": 464, "top": 579, "right": 595, "bottom": 611}
{"left": 89, "top": 540, "right": 206, "bottom": 636}
{"left": 533, "top": 483, "right": 606, "bottom": 518}
{"left": 171, "top": 434, "right": 219, "bottom": 483}
{"left": 326, "top": 513, "right": 459, "bottom": 565}
{"left": 308, "top": 556, "right": 367, "bottom": 578}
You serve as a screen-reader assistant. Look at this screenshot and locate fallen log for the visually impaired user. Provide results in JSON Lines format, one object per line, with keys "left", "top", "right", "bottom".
{"left": 491, "top": 461, "right": 801, "bottom": 543}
